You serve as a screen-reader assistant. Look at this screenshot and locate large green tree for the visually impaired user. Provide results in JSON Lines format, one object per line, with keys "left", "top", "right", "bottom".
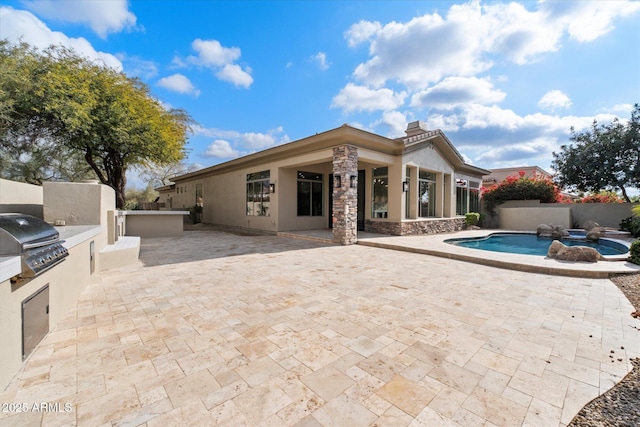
{"left": 0, "top": 40, "right": 193, "bottom": 208}
{"left": 552, "top": 104, "right": 639, "bottom": 202}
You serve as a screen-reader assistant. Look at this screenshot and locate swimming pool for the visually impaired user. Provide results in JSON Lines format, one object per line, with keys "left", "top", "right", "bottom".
{"left": 445, "top": 232, "right": 629, "bottom": 256}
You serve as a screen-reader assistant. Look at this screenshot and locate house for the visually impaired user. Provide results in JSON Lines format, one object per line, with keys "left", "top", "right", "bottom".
{"left": 482, "top": 166, "right": 553, "bottom": 189}
{"left": 157, "top": 121, "right": 489, "bottom": 244}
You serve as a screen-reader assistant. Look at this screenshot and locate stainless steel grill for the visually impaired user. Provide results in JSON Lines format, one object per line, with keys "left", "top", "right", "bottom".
{"left": 0, "top": 213, "right": 69, "bottom": 278}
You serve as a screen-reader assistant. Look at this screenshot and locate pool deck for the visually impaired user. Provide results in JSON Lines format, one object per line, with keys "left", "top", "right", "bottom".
{"left": 280, "top": 229, "right": 640, "bottom": 278}
{"left": 0, "top": 229, "right": 638, "bottom": 426}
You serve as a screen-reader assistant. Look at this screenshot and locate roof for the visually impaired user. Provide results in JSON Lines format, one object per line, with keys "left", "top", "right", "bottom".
{"left": 166, "top": 124, "right": 489, "bottom": 185}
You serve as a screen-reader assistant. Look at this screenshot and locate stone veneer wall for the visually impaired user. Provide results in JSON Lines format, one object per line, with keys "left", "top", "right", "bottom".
{"left": 332, "top": 145, "right": 358, "bottom": 245}
{"left": 365, "top": 218, "right": 465, "bottom": 236}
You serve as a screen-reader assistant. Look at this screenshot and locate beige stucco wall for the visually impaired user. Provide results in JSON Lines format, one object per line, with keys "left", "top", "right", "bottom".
{"left": 0, "top": 238, "right": 93, "bottom": 390}
{"left": 0, "top": 178, "right": 44, "bottom": 218}
{"left": 168, "top": 141, "right": 485, "bottom": 234}
{"left": 43, "top": 181, "right": 115, "bottom": 252}
{"left": 124, "top": 211, "right": 188, "bottom": 237}
{"left": 499, "top": 207, "right": 572, "bottom": 230}
{"left": 494, "top": 200, "right": 637, "bottom": 229}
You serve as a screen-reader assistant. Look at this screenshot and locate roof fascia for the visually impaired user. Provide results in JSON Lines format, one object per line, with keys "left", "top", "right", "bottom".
{"left": 172, "top": 125, "right": 401, "bottom": 182}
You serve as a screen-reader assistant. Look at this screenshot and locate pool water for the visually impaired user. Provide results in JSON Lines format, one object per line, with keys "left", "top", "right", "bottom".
{"left": 447, "top": 233, "right": 629, "bottom": 256}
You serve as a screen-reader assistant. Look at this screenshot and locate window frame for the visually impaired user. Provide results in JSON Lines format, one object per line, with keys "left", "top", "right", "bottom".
{"left": 246, "top": 170, "right": 271, "bottom": 216}
{"left": 297, "top": 171, "right": 324, "bottom": 217}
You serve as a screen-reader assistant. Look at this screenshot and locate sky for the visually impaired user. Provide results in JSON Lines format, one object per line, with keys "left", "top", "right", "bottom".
{"left": 1, "top": 0, "right": 639, "bottom": 191}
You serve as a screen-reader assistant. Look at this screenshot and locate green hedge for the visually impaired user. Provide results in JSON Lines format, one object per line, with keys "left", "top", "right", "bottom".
{"left": 629, "top": 240, "right": 640, "bottom": 265}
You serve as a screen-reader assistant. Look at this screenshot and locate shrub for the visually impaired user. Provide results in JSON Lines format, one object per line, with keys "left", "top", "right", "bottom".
{"left": 629, "top": 240, "right": 640, "bottom": 265}
{"left": 481, "top": 172, "right": 561, "bottom": 213}
{"left": 465, "top": 212, "right": 480, "bottom": 227}
{"left": 577, "top": 191, "right": 624, "bottom": 203}
{"left": 620, "top": 217, "right": 640, "bottom": 237}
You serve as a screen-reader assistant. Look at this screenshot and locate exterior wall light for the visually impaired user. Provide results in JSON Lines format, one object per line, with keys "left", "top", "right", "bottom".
{"left": 334, "top": 175, "right": 341, "bottom": 188}
{"left": 350, "top": 175, "right": 357, "bottom": 188}
{"left": 402, "top": 180, "right": 409, "bottom": 192}
{"left": 269, "top": 183, "right": 275, "bottom": 193}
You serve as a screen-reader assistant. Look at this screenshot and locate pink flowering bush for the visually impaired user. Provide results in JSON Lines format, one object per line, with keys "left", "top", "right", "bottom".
{"left": 482, "top": 172, "right": 562, "bottom": 213}
{"left": 577, "top": 191, "right": 624, "bottom": 203}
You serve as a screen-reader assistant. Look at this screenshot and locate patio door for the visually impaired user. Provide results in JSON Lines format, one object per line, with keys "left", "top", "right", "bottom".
{"left": 356, "top": 169, "right": 365, "bottom": 231}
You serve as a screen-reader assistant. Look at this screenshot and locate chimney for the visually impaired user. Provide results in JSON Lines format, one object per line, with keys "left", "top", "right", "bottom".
{"left": 405, "top": 121, "right": 428, "bottom": 137}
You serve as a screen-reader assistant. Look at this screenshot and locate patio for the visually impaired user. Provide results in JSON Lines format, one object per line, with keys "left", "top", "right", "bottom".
{"left": 0, "top": 230, "right": 638, "bottom": 426}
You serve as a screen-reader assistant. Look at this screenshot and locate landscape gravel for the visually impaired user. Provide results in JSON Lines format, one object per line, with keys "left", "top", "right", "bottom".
{"left": 570, "top": 273, "right": 640, "bottom": 427}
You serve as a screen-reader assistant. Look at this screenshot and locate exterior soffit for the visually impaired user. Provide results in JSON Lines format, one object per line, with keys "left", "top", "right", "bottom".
{"left": 171, "top": 125, "right": 401, "bottom": 182}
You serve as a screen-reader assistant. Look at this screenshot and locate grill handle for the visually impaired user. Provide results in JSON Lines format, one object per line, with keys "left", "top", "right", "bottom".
{"left": 22, "top": 236, "right": 60, "bottom": 250}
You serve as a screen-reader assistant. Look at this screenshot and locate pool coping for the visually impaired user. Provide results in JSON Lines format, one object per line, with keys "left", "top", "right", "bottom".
{"left": 357, "top": 229, "right": 640, "bottom": 279}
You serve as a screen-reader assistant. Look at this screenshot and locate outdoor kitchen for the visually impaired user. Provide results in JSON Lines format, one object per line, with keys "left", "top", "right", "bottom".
{"left": 0, "top": 179, "right": 139, "bottom": 390}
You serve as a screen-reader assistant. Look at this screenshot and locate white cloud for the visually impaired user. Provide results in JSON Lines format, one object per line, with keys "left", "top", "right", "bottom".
{"left": 0, "top": 7, "right": 123, "bottom": 70}
{"left": 346, "top": 1, "right": 640, "bottom": 90}
{"left": 331, "top": 83, "right": 407, "bottom": 113}
{"left": 608, "top": 104, "right": 635, "bottom": 114}
{"left": 540, "top": 0, "right": 640, "bottom": 43}
{"left": 411, "top": 76, "right": 506, "bottom": 109}
{"left": 419, "top": 103, "right": 621, "bottom": 169}
{"left": 371, "top": 110, "right": 410, "bottom": 137}
{"left": 22, "top": 0, "right": 137, "bottom": 39}
{"left": 204, "top": 140, "right": 239, "bottom": 159}
{"left": 538, "top": 90, "right": 571, "bottom": 111}
{"left": 157, "top": 74, "right": 200, "bottom": 96}
{"left": 216, "top": 64, "right": 253, "bottom": 88}
{"left": 118, "top": 54, "right": 158, "bottom": 79}
{"left": 345, "top": 20, "right": 382, "bottom": 47}
{"left": 311, "top": 52, "right": 330, "bottom": 70}
{"left": 175, "top": 39, "right": 253, "bottom": 88}
{"left": 197, "top": 126, "right": 289, "bottom": 158}
{"left": 189, "top": 39, "right": 241, "bottom": 67}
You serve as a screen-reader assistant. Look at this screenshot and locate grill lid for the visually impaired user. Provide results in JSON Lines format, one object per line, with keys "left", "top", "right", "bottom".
{"left": 0, "top": 213, "right": 59, "bottom": 252}
{"left": 0, "top": 213, "right": 68, "bottom": 279}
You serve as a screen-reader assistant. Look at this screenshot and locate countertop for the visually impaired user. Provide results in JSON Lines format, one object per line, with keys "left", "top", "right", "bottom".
{"left": 0, "top": 225, "right": 101, "bottom": 283}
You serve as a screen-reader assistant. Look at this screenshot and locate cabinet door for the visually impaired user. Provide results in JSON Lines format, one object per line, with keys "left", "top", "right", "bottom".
{"left": 22, "top": 285, "right": 49, "bottom": 360}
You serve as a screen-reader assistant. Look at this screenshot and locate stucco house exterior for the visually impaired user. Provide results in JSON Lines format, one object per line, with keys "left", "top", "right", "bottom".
{"left": 157, "top": 121, "right": 489, "bottom": 244}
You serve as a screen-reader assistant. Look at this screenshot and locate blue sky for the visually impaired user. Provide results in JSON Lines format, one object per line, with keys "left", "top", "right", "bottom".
{"left": 1, "top": 0, "right": 639, "bottom": 190}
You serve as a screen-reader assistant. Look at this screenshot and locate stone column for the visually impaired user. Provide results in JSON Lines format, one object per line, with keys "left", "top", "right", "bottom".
{"left": 332, "top": 145, "right": 358, "bottom": 245}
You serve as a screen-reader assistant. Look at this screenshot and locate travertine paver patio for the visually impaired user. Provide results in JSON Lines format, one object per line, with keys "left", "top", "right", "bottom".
{"left": 0, "top": 230, "right": 638, "bottom": 426}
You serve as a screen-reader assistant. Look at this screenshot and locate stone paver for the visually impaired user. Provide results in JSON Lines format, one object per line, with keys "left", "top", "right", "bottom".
{"left": 0, "top": 230, "right": 638, "bottom": 426}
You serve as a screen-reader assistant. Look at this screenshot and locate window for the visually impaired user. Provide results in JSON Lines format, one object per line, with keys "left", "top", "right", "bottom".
{"left": 195, "top": 183, "right": 203, "bottom": 206}
{"left": 297, "top": 171, "right": 323, "bottom": 216}
{"left": 419, "top": 171, "right": 436, "bottom": 217}
{"left": 372, "top": 167, "right": 388, "bottom": 218}
{"left": 469, "top": 181, "right": 480, "bottom": 213}
{"left": 246, "top": 170, "right": 270, "bottom": 216}
{"left": 405, "top": 167, "right": 411, "bottom": 219}
{"left": 456, "top": 180, "right": 468, "bottom": 215}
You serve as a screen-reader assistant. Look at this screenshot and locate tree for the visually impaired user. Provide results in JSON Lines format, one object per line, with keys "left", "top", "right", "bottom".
{"left": 137, "top": 161, "right": 199, "bottom": 188}
{"left": 552, "top": 104, "right": 640, "bottom": 202}
{"left": 0, "top": 40, "right": 194, "bottom": 208}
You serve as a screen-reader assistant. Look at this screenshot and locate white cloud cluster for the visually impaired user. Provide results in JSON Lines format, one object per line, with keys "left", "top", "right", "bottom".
{"left": 411, "top": 77, "right": 506, "bottom": 109}
{"left": 331, "top": 83, "right": 406, "bottom": 113}
{"left": 157, "top": 74, "right": 200, "bottom": 96}
{"left": 21, "top": 0, "right": 137, "bottom": 38}
{"left": 538, "top": 90, "right": 572, "bottom": 112}
{"left": 198, "top": 126, "right": 290, "bottom": 160}
{"left": 335, "top": 1, "right": 639, "bottom": 168}
{"left": 175, "top": 39, "right": 253, "bottom": 88}
{"left": 345, "top": 0, "right": 639, "bottom": 89}
{"left": 0, "top": 7, "right": 123, "bottom": 70}
{"left": 311, "top": 52, "right": 330, "bottom": 70}
{"left": 204, "top": 140, "right": 239, "bottom": 159}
